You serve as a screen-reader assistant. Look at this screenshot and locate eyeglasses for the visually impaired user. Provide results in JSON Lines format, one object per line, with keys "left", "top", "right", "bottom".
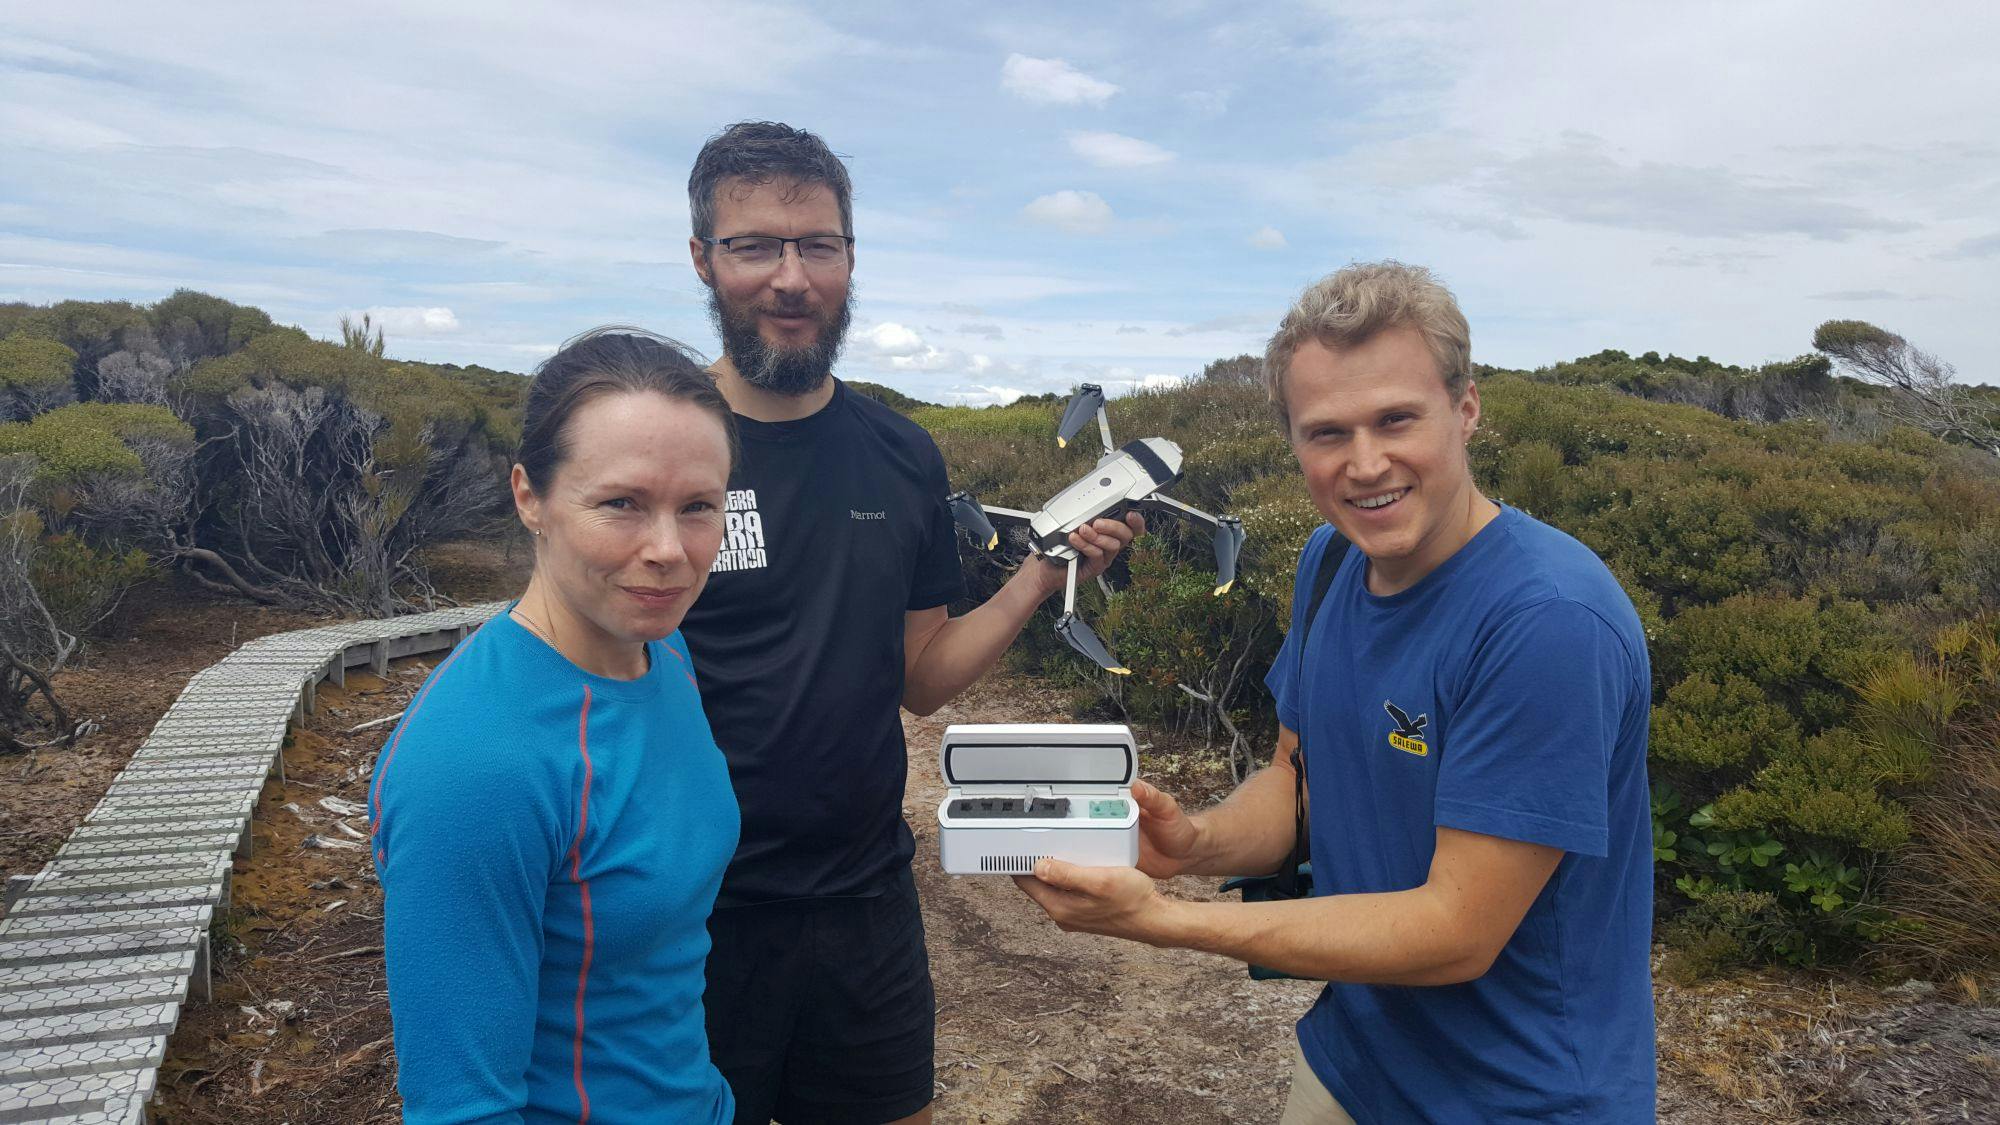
{"left": 701, "top": 234, "right": 854, "bottom": 270}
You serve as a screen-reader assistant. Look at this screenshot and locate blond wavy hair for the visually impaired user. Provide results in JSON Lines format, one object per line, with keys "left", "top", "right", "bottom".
{"left": 1262, "top": 261, "right": 1473, "bottom": 432}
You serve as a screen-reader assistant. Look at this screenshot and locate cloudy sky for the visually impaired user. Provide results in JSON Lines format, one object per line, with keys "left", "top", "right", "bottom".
{"left": 3, "top": 2, "right": 1994, "bottom": 404}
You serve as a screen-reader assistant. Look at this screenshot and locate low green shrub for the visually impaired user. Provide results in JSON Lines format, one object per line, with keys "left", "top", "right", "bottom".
{"left": 0, "top": 403, "right": 191, "bottom": 484}
{"left": 0, "top": 335, "right": 78, "bottom": 420}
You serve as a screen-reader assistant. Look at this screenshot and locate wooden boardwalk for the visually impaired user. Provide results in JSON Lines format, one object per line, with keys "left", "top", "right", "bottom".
{"left": 0, "top": 603, "right": 506, "bottom": 1123}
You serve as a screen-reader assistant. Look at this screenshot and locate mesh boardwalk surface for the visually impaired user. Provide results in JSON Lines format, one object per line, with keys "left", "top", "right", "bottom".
{"left": 0, "top": 602, "right": 506, "bottom": 1123}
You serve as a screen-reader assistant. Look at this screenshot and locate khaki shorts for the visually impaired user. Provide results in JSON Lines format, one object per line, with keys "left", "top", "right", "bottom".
{"left": 1280, "top": 1040, "right": 1357, "bottom": 1125}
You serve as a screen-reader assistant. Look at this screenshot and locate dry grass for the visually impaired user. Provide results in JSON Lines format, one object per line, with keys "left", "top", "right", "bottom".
{"left": 1656, "top": 963, "right": 2000, "bottom": 1123}
{"left": 1876, "top": 626, "right": 2000, "bottom": 975}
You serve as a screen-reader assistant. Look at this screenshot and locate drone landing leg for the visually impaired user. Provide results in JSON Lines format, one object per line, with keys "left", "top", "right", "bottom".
{"left": 1053, "top": 555, "right": 1130, "bottom": 675}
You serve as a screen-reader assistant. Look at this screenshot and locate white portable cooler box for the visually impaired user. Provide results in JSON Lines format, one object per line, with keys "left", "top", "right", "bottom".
{"left": 936, "top": 722, "right": 1141, "bottom": 875}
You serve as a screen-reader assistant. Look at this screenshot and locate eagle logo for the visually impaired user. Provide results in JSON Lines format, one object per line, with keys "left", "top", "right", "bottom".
{"left": 1383, "top": 701, "right": 1430, "bottom": 757}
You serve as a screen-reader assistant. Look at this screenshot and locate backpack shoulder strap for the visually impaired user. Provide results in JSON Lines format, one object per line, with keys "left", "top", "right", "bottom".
{"left": 1279, "top": 528, "right": 1350, "bottom": 894}
{"left": 1300, "top": 530, "right": 1350, "bottom": 646}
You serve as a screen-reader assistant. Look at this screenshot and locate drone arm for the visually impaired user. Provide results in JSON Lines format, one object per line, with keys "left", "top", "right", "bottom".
{"left": 1138, "top": 492, "right": 1220, "bottom": 529}
{"left": 1136, "top": 494, "right": 1247, "bottom": 596}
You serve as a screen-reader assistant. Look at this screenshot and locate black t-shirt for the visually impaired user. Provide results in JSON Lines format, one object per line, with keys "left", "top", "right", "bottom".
{"left": 680, "top": 379, "right": 967, "bottom": 906}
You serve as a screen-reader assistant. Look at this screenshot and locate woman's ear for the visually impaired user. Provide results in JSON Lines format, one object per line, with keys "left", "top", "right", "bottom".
{"left": 510, "top": 464, "right": 543, "bottom": 538}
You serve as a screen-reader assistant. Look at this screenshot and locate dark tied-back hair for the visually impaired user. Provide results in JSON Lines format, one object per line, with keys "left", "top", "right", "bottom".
{"left": 688, "top": 121, "right": 853, "bottom": 241}
{"left": 516, "top": 327, "right": 738, "bottom": 493}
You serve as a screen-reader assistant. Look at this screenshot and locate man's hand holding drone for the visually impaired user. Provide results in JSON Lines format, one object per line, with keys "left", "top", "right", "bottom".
{"left": 1023, "top": 512, "right": 1148, "bottom": 602}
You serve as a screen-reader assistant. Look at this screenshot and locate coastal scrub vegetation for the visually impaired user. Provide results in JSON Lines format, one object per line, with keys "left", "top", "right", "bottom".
{"left": 0, "top": 292, "right": 518, "bottom": 750}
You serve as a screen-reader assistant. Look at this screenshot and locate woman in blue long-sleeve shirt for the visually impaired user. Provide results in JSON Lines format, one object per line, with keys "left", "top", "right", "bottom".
{"left": 371, "top": 328, "right": 741, "bottom": 1123}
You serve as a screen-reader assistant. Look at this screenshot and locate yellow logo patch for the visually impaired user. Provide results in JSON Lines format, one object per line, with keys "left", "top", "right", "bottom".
{"left": 1388, "top": 731, "right": 1429, "bottom": 757}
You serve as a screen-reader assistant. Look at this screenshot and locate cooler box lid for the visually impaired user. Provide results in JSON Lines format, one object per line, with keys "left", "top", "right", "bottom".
{"left": 940, "top": 723, "right": 1136, "bottom": 786}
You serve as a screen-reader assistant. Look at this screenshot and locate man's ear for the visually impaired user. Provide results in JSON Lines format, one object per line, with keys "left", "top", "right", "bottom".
{"left": 1457, "top": 380, "right": 1482, "bottom": 441}
{"left": 689, "top": 236, "right": 715, "bottom": 289}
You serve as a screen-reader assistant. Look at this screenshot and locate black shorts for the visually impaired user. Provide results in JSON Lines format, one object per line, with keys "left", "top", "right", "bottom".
{"left": 704, "top": 868, "right": 934, "bottom": 1125}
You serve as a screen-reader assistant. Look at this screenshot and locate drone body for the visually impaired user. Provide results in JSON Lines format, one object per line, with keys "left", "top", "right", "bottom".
{"left": 946, "top": 385, "right": 1246, "bottom": 675}
{"left": 1026, "top": 437, "right": 1182, "bottom": 559}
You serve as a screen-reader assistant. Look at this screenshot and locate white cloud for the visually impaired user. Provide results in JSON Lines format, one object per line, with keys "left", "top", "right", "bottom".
{"left": 354, "top": 305, "right": 460, "bottom": 335}
{"left": 1001, "top": 54, "right": 1119, "bottom": 106}
{"left": 1093, "top": 368, "right": 1187, "bottom": 395}
{"left": 855, "top": 322, "right": 973, "bottom": 373}
{"left": 1022, "top": 190, "right": 1114, "bottom": 235}
{"left": 1248, "top": 225, "right": 1287, "bottom": 250}
{"left": 944, "top": 384, "right": 1030, "bottom": 406}
{"left": 1066, "top": 131, "right": 1173, "bottom": 168}
{"left": 862, "top": 322, "right": 927, "bottom": 356}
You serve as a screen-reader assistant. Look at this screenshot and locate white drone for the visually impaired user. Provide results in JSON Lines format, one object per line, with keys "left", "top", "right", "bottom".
{"left": 946, "top": 384, "right": 1246, "bottom": 675}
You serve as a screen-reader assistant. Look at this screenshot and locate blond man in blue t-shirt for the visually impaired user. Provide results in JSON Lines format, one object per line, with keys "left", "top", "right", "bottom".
{"left": 1016, "top": 262, "right": 1657, "bottom": 1124}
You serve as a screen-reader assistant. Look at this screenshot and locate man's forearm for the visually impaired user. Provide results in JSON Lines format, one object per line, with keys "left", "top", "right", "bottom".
{"left": 1181, "top": 745, "right": 1304, "bottom": 877}
{"left": 1153, "top": 888, "right": 1488, "bottom": 986}
{"left": 901, "top": 563, "right": 1054, "bottom": 715}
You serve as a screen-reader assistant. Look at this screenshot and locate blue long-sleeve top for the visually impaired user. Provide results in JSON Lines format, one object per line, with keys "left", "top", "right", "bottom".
{"left": 370, "top": 613, "right": 738, "bottom": 1124}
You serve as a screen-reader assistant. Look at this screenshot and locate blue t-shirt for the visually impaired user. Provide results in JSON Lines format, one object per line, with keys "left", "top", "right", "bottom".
{"left": 1265, "top": 506, "right": 1656, "bottom": 1124}
{"left": 371, "top": 613, "right": 739, "bottom": 1124}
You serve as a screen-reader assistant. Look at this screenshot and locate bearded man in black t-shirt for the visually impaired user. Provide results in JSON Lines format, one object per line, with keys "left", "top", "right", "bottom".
{"left": 679, "top": 121, "right": 1141, "bottom": 1125}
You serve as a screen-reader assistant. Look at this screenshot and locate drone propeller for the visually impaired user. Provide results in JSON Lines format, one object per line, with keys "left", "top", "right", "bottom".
{"left": 1212, "top": 515, "right": 1246, "bottom": 596}
{"left": 1053, "top": 553, "right": 1129, "bottom": 674}
{"left": 1056, "top": 384, "right": 1109, "bottom": 451}
{"left": 1056, "top": 613, "right": 1129, "bottom": 675}
{"left": 946, "top": 491, "right": 999, "bottom": 551}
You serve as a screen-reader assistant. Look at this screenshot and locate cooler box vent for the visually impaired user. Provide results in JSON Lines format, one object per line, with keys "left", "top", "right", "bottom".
{"left": 979, "top": 854, "right": 1045, "bottom": 874}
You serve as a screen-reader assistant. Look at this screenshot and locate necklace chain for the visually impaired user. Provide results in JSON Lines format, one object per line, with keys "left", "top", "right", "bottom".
{"left": 510, "top": 603, "right": 646, "bottom": 679}
{"left": 510, "top": 607, "right": 561, "bottom": 654}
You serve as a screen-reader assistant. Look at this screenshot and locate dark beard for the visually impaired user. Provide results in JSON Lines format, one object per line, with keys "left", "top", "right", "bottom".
{"left": 707, "top": 284, "right": 853, "bottom": 398}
